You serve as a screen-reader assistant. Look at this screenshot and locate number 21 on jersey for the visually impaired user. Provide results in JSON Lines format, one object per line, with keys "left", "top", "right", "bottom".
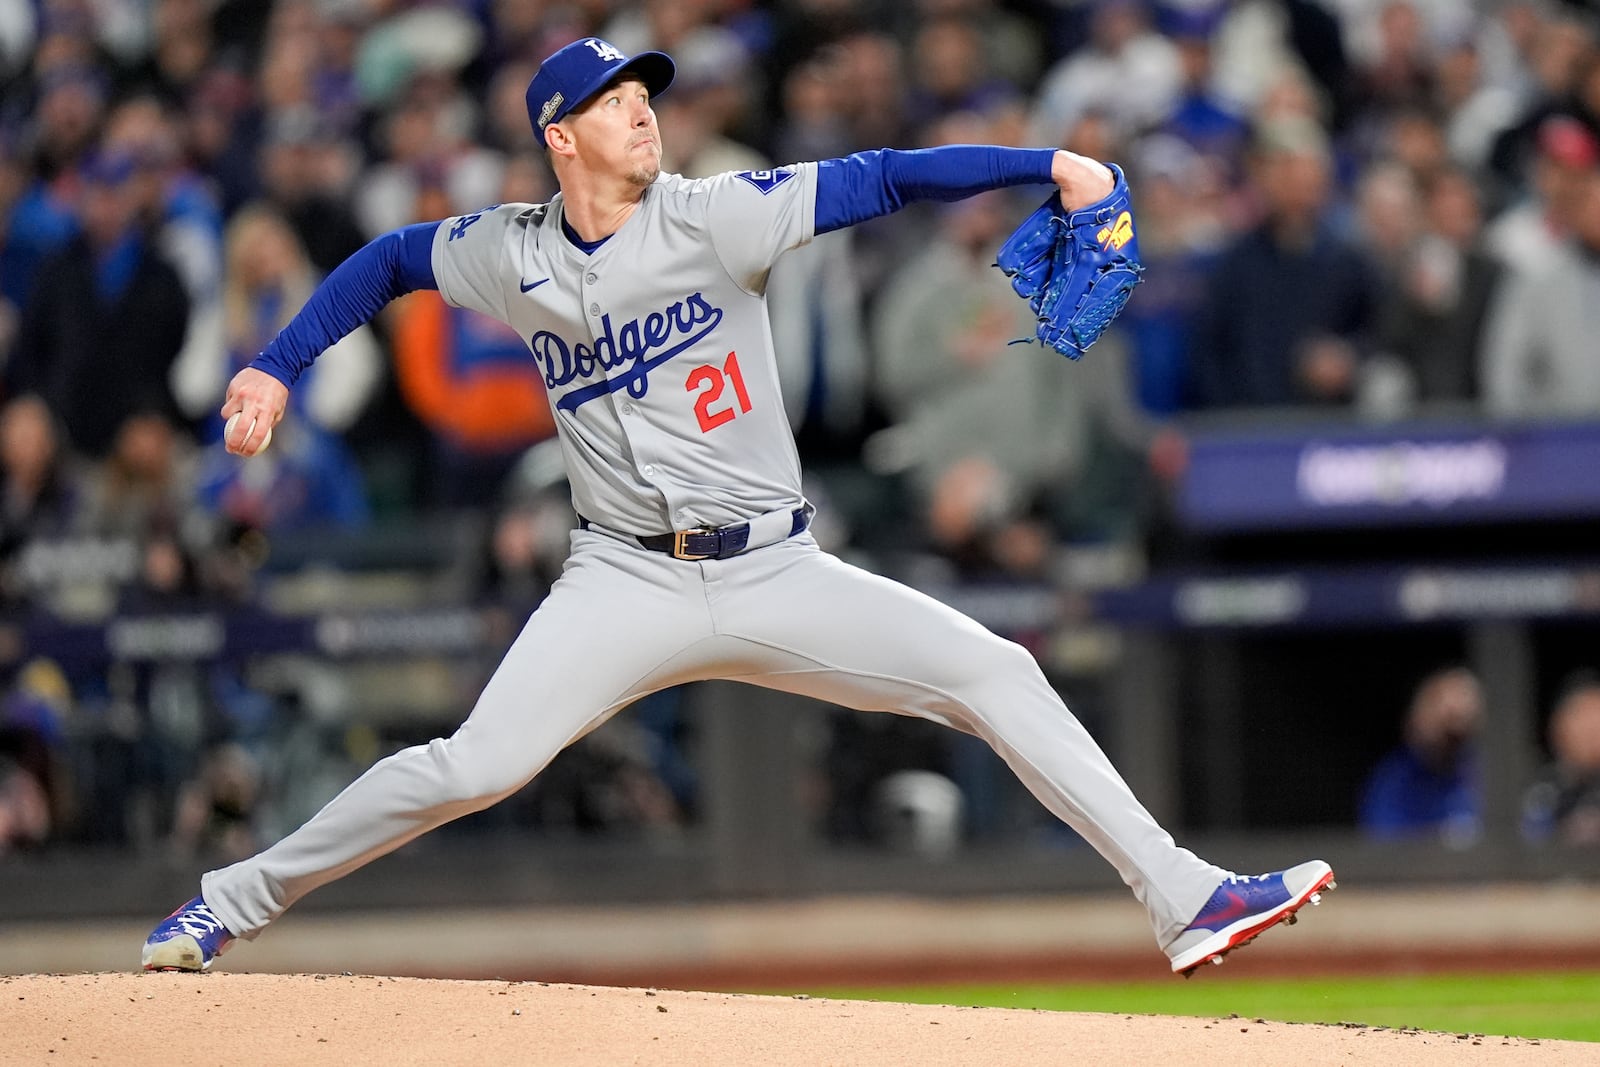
{"left": 687, "top": 351, "right": 753, "bottom": 433}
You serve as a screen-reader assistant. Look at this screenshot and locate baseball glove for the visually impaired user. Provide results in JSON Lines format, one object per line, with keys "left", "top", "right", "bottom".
{"left": 994, "top": 162, "right": 1143, "bottom": 360}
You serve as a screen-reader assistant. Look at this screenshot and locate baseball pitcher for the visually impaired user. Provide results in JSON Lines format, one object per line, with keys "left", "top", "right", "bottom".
{"left": 142, "top": 37, "right": 1333, "bottom": 978}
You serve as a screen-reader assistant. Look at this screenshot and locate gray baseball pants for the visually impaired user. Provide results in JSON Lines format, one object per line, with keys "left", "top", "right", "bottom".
{"left": 202, "top": 531, "right": 1225, "bottom": 950}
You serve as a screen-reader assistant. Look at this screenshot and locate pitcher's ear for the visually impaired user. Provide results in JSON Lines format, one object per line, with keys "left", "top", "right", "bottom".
{"left": 544, "top": 122, "right": 574, "bottom": 157}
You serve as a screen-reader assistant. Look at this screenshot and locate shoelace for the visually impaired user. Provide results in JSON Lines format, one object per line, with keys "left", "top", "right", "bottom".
{"left": 1221, "top": 873, "right": 1271, "bottom": 885}
{"left": 171, "top": 905, "right": 229, "bottom": 941}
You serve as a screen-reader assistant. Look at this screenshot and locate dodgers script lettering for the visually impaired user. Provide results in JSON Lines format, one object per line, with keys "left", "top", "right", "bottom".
{"left": 531, "top": 293, "right": 725, "bottom": 413}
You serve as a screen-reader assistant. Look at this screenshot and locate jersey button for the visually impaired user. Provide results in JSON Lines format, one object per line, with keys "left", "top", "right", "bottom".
{"left": 589, "top": 303, "right": 601, "bottom": 316}
{"left": 586, "top": 272, "right": 598, "bottom": 284}
{"left": 622, "top": 403, "right": 636, "bottom": 416}
{"left": 643, "top": 464, "right": 657, "bottom": 476}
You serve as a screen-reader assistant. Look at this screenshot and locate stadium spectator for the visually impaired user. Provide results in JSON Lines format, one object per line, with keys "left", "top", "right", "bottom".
{"left": 1179, "top": 0, "right": 1348, "bottom": 134}
{"left": 1472, "top": 0, "right": 1544, "bottom": 106}
{"left": 656, "top": 71, "right": 768, "bottom": 179}
{"left": 1188, "top": 117, "right": 1377, "bottom": 410}
{"left": 1374, "top": 105, "right": 1453, "bottom": 194}
{"left": 1158, "top": 7, "right": 1248, "bottom": 173}
{"left": 1351, "top": 160, "right": 1423, "bottom": 286}
{"left": 1346, "top": 0, "right": 1437, "bottom": 125}
{"left": 902, "top": 16, "right": 1019, "bottom": 133}
{"left": 895, "top": 0, "right": 1044, "bottom": 93}
{"left": 1483, "top": 114, "right": 1597, "bottom": 279}
{"left": 824, "top": 709, "right": 958, "bottom": 849}
{"left": 483, "top": 59, "right": 545, "bottom": 155}
{"left": 1250, "top": 61, "right": 1333, "bottom": 136}
{"left": 766, "top": 226, "right": 871, "bottom": 462}
{"left": 0, "top": 744, "right": 52, "bottom": 852}
{"left": 24, "top": 63, "right": 107, "bottom": 182}
{"left": 0, "top": 395, "right": 79, "bottom": 602}
{"left": 836, "top": 31, "right": 914, "bottom": 152}
{"left": 389, "top": 279, "right": 557, "bottom": 509}
{"left": 772, "top": 52, "right": 854, "bottom": 166}
{"left": 474, "top": 440, "right": 574, "bottom": 606}
{"left": 506, "top": 714, "right": 687, "bottom": 840}
{"left": 1524, "top": 674, "right": 1600, "bottom": 846}
{"left": 638, "top": 11, "right": 764, "bottom": 152}
{"left": 73, "top": 411, "right": 197, "bottom": 543}
{"left": 1118, "top": 134, "right": 1225, "bottom": 415}
{"left": 7, "top": 149, "right": 190, "bottom": 459}
{"left": 0, "top": 656, "right": 76, "bottom": 850}
{"left": 253, "top": 107, "right": 368, "bottom": 280}
{"left": 210, "top": 204, "right": 380, "bottom": 437}
{"left": 101, "top": 95, "right": 227, "bottom": 436}
{"left": 1359, "top": 666, "right": 1484, "bottom": 845}
{"left": 1481, "top": 165, "right": 1600, "bottom": 418}
{"left": 169, "top": 740, "right": 262, "bottom": 862}
{"left": 352, "top": 72, "right": 503, "bottom": 242}
{"left": 192, "top": 415, "right": 370, "bottom": 535}
{"left": 1376, "top": 164, "right": 1502, "bottom": 407}
{"left": 1436, "top": 31, "right": 1520, "bottom": 172}
{"left": 871, "top": 190, "right": 1086, "bottom": 574}
{"left": 0, "top": 128, "right": 76, "bottom": 335}
{"left": 1029, "top": 0, "right": 1181, "bottom": 148}
{"left": 189, "top": 206, "right": 375, "bottom": 534}
{"left": 180, "top": 66, "right": 263, "bottom": 219}
{"left": 122, "top": 0, "right": 221, "bottom": 108}
{"left": 1484, "top": 6, "right": 1596, "bottom": 193}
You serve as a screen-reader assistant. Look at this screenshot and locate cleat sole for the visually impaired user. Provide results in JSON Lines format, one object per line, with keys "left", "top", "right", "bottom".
{"left": 141, "top": 934, "right": 211, "bottom": 973}
{"left": 1173, "top": 866, "right": 1336, "bottom": 978}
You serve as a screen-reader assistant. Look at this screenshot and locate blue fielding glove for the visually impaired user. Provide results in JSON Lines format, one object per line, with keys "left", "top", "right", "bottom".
{"left": 994, "top": 162, "right": 1144, "bottom": 359}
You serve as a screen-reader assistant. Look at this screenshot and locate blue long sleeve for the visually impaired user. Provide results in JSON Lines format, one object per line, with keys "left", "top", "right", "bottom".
{"left": 251, "top": 221, "right": 440, "bottom": 388}
{"left": 814, "top": 146, "right": 1057, "bottom": 234}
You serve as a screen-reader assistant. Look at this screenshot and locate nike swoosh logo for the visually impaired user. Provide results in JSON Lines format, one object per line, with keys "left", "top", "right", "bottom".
{"left": 520, "top": 277, "right": 549, "bottom": 292}
{"left": 1203, "top": 889, "right": 1254, "bottom": 927}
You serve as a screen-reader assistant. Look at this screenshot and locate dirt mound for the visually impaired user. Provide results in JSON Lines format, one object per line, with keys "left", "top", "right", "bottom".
{"left": 4, "top": 972, "right": 1591, "bottom": 1066}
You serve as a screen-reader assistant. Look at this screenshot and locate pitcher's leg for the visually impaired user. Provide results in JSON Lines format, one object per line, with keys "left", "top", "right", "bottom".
{"left": 717, "top": 540, "right": 1226, "bottom": 949}
{"left": 201, "top": 535, "right": 712, "bottom": 939}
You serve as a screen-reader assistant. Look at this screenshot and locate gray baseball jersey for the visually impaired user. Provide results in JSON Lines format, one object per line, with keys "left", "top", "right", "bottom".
{"left": 431, "top": 166, "right": 817, "bottom": 534}
{"left": 197, "top": 165, "right": 1230, "bottom": 963}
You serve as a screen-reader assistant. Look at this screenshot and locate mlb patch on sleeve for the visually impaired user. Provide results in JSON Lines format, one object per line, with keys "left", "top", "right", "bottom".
{"left": 733, "top": 169, "right": 796, "bottom": 195}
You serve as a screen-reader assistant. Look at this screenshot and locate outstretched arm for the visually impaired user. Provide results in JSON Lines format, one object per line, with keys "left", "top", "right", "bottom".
{"left": 814, "top": 146, "right": 1112, "bottom": 235}
{"left": 222, "top": 221, "right": 440, "bottom": 455}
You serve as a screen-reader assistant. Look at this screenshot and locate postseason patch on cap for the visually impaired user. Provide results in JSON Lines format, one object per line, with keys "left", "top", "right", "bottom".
{"left": 538, "top": 92, "right": 564, "bottom": 129}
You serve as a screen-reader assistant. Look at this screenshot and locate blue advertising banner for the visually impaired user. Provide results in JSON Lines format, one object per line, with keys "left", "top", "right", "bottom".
{"left": 1178, "top": 419, "right": 1600, "bottom": 532}
{"left": 1092, "top": 561, "right": 1600, "bottom": 630}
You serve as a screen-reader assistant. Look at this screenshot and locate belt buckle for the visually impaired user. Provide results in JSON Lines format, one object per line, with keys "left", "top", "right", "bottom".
{"left": 672, "top": 528, "right": 717, "bottom": 560}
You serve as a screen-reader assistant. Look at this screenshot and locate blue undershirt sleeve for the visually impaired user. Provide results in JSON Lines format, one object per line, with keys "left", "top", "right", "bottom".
{"left": 251, "top": 221, "right": 441, "bottom": 388}
{"left": 814, "top": 146, "right": 1057, "bottom": 234}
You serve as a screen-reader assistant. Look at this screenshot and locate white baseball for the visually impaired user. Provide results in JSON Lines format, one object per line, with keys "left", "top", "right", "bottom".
{"left": 225, "top": 411, "right": 272, "bottom": 453}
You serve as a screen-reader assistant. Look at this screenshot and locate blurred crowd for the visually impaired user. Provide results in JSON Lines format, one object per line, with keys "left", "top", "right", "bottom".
{"left": 1359, "top": 664, "right": 1600, "bottom": 850}
{"left": 6, "top": 0, "right": 1600, "bottom": 858}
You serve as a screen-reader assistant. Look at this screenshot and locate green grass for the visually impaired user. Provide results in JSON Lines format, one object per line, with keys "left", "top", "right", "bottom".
{"left": 805, "top": 971, "right": 1600, "bottom": 1043}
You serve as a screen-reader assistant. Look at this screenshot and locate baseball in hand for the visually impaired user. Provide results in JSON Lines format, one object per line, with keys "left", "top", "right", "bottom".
{"left": 225, "top": 411, "right": 272, "bottom": 454}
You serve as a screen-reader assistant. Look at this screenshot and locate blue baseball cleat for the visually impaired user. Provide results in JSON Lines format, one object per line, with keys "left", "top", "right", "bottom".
{"left": 1166, "top": 860, "right": 1335, "bottom": 977}
{"left": 141, "top": 895, "right": 236, "bottom": 972}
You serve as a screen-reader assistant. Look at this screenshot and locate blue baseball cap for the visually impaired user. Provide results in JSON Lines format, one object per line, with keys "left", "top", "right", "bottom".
{"left": 525, "top": 37, "right": 675, "bottom": 140}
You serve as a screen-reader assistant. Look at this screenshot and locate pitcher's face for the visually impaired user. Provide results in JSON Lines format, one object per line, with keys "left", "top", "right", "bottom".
{"left": 563, "top": 77, "right": 661, "bottom": 188}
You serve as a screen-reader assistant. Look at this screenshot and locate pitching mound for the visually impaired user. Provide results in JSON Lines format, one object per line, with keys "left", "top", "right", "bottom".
{"left": 5, "top": 972, "right": 1592, "bottom": 1065}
